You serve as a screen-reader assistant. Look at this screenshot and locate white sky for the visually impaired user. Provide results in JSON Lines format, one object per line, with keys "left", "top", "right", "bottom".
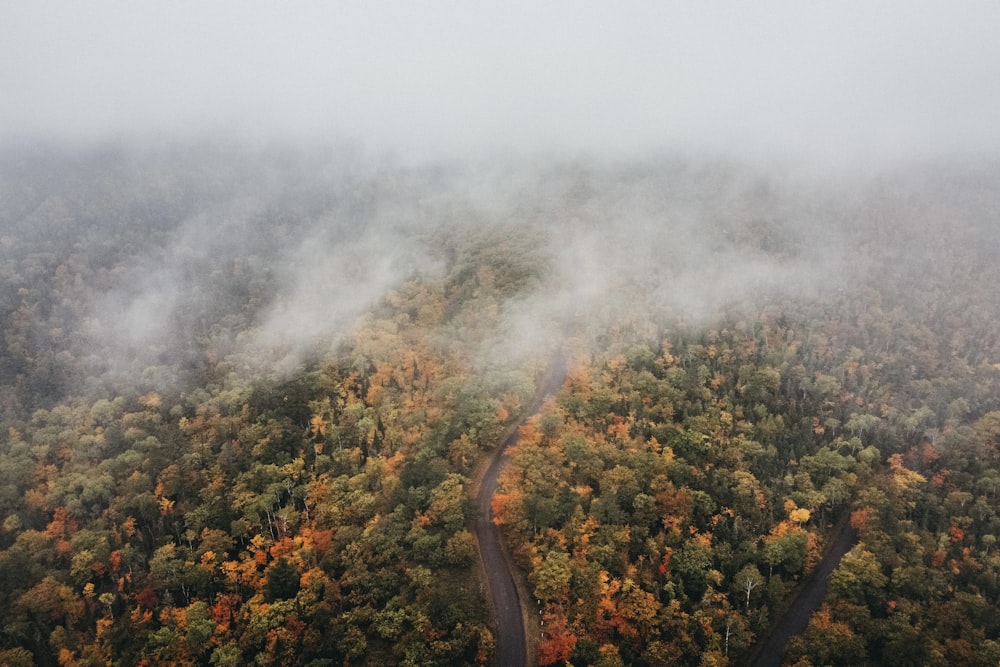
{"left": 3, "top": 2, "right": 1000, "bottom": 164}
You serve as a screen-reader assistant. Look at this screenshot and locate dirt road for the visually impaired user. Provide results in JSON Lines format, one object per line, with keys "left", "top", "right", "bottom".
{"left": 473, "top": 358, "right": 566, "bottom": 667}
{"left": 476, "top": 431, "right": 528, "bottom": 667}
{"left": 748, "top": 515, "right": 858, "bottom": 666}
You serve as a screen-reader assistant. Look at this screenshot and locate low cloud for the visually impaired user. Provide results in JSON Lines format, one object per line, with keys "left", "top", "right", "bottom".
{"left": 3, "top": 3, "right": 1000, "bottom": 166}
{"left": 14, "top": 143, "right": 990, "bottom": 401}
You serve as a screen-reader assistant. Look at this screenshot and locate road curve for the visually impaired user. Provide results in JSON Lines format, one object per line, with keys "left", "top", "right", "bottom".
{"left": 474, "top": 359, "right": 567, "bottom": 667}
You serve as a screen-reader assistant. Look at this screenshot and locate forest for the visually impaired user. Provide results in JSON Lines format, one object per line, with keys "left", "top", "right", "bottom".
{"left": 2, "top": 142, "right": 1000, "bottom": 666}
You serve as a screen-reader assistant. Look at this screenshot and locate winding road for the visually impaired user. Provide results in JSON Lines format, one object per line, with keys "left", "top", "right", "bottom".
{"left": 473, "top": 359, "right": 566, "bottom": 667}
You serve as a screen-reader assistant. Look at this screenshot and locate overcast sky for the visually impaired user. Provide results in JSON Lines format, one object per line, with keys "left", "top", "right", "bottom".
{"left": 3, "top": 2, "right": 1000, "bottom": 164}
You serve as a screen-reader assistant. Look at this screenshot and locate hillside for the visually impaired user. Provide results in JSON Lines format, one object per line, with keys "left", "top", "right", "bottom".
{"left": 2, "top": 144, "right": 1000, "bottom": 666}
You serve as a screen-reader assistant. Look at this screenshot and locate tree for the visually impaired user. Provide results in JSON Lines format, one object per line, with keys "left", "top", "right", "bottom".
{"left": 531, "top": 550, "right": 572, "bottom": 602}
{"left": 786, "top": 606, "right": 866, "bottom": 665}
{"left": 16, "top": 576, "right": 84, "bottom": 626}
{"left": 265, "top": 557, "right": 301, "bottom": 602}
{"left": 444, "top": 529, "right": 477, "bottom": 566}
{"left": 733, "top": 564, "right": 763, "bottom": 609}
{"left": 829, "top": 544, "right": 887, "bottom": 606}
{"left": 538, "top": 610, "right": 577, "bottom": 665}
{"left": 426, "top": 473, "right": 469, "bottom": 532}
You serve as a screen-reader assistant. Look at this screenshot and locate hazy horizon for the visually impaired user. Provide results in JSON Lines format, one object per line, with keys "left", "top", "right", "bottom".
{"left": 4, "top": 2, "right": 1000, "bottom": 166}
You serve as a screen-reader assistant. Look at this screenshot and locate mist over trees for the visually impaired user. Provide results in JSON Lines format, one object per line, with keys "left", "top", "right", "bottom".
{"left": 1, "top": 138, "right": 1000, "bottom": 666}
{"left": 3, "top": 1, "right": 1000, "bottom": 663}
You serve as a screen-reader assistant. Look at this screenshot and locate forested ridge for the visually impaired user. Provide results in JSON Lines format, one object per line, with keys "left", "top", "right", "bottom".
{"left": 2, "top": 143, "right": 1000, "bottom": 666}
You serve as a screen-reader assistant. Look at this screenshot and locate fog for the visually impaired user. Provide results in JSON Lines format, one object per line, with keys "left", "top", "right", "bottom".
{"left": 40, "top": 149, "right": 886, "bottom": 393}
{"left": 3, "top": 4, "right": 1000, "bottom": 397}
{"left": 4, "top": 2, "right": 1000, "bottom": 164}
